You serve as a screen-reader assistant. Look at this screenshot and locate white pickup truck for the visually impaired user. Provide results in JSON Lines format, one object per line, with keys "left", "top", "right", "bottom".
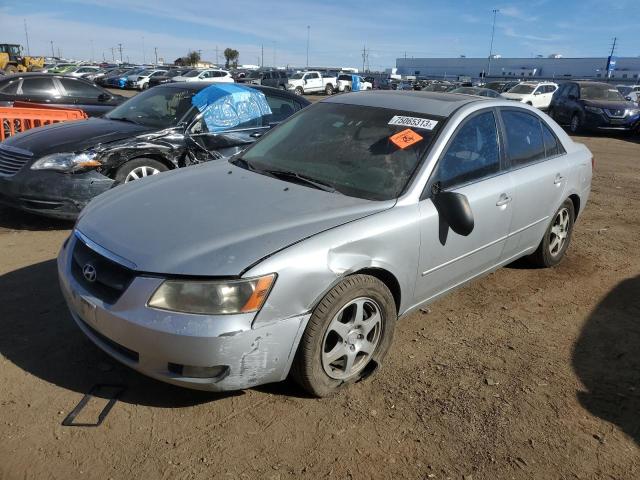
{"left": 287, "top": 71, "right": 336, "bottom": 95}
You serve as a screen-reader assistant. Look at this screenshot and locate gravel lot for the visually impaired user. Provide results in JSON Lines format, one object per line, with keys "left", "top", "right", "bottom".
{"left": 0, "top": 114, "right": 638, "bottom": 478}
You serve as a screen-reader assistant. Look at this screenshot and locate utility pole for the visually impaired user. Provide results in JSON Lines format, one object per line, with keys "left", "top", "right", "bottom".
{"left": 486, "top": 9, "right": 499, "bottom": 79}
{"left": 215, "top": 45, "right": 219, "bottom": 66}
{"left": 142, "top": 36, "right": 146, "bottom": 64}
{"left": 273, "top": 41, "right": 276, "bottom": 68}
{"left": 261, "top": 44, "right": 264, "bottom": 68}
{"left": 606, "top": 37, "right": 617, "bottom": 80}
{"left": 90, "top": 39, "right": 94, "bottom": 62}
{"left": 118, "top": 43, "right": 123, "bottom": 63}
{"left": 362, "top": 45, "right": 366, "bottom": 73}
{"left": 110, "top": 47, "right": 115, "bottom": 62}
{"left": 154, "top": 47, "right": 158, "bottom": 65}
{"left": 306, "top": 25, "right": 310, "bottom": 68}
{"left": 50, "top": 41, "right": 55, "bottom": 58}
{"left": 23, "top": 19, "right": 31, "bottom": 56}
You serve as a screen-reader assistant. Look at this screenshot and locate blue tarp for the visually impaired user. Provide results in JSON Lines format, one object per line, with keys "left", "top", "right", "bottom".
{"left": 351, "top": 75, "right": 361, "bottom": 91}
{"left": 191, "top": 84, "right": 272, "bottom": 133}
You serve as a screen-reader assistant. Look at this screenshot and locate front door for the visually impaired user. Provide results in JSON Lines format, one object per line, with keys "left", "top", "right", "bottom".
{"left": 414, "top": 109, "right": 514, "bottom": 304}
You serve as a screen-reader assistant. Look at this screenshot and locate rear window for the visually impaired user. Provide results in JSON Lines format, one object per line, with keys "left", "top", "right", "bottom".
{"left": 0, "top": 80, "right": 19, "bottom": 94}
{"left": 509, "top": 84, "right": 536, "bottom": 94}
{"left": 338, "top": 74, "right": 352, "bottom": 81}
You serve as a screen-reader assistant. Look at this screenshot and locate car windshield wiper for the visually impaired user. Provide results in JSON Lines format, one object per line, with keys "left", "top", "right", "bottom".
{"left": 261, "top": 168, "right": 338, "bottom": 193}
{"left": 108, "top": 116, "right": 141, "bottom": 125}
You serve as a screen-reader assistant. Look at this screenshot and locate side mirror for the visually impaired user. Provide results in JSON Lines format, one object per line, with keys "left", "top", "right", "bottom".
{"left": 432, "top": 187, "right": 474, "bottom": 236}
{"left": 534, "top": 91, "right": 541, "bottom": 95}
{"left": 98, "top": 93, "right": 110, "bottom": 102}
{"left": 626, "top": 96, "right": 632, "bottom": 101}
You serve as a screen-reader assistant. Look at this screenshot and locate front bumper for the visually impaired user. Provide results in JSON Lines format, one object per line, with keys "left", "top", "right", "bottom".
{"left": 583, "top": 111, "right": 640, "bottom": 131}
{"left": 57, "top": 233, "right": 310, "bottom": 392}
{"left": 0, "top": 169, "right": 114, "bottom": 219}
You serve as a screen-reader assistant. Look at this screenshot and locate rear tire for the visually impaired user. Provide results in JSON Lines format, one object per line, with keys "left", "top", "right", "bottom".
{"left": 115, "top": 158, "right": 168, "bottom": 184}
{"left": 325, "top": 84, "right": 334, "bottom": 95}
{"left": 527, "top": 199, "right": 575, "bottom": 268}
{"left": 291, "top": 274, "right": 397, "bottom": 397}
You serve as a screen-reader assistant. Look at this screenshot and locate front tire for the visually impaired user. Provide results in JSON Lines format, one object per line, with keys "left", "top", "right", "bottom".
{"left": 570, "top": 113, "right": 582, "bottom": 134}
{"left": 115, "top": 158, "right": 168, "bottom": 184}
{"left": 292, "top": 275, "right": 397, "bottom": 397}
{"left": 295, "top": 87, "right": 304, "bottom": 95}
{"left": 527, "top": 199, "right": 575, "bottom": 267}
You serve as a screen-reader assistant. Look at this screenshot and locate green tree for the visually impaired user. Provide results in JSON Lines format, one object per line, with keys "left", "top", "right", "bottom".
{"left": 224, "top": 48, "right": 239, "bottom": 69}
{"left": 186, "top": 50, "right": 201, "bottom": 67}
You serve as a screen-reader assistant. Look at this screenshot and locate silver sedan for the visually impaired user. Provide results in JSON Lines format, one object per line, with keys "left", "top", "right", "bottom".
{"left": 58, "top": 91, "right": 593, "bottom": 397}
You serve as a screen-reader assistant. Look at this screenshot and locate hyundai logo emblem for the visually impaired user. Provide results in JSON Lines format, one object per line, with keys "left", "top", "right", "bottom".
{"left": 82, "top": 263, "right": 97, "bottom": 283}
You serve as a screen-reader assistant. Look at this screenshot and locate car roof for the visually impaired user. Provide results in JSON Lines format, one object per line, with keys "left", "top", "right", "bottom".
{"left": 0, "top": 72, "right": 98, "bottom": 83}
{"left": 155, "top": 82, "right": 310, "bottom": 101}
{"left": 322, "top": 90, "right": 484, "bottom": 117}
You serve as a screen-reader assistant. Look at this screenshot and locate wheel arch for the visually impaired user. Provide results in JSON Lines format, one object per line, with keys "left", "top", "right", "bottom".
{"left": 568, "top": 193, "right": 581, "bottom": 217}
{"left": 353, "top": 267, "right": 401, "bottom": 314}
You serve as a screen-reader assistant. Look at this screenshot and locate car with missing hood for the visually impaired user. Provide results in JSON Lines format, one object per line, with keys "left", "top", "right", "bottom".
{"left": 58, "top": 90, "right": 592, "bottom": 396}
{"left": 0, "top": 83, "right": 310, "bottom": 219}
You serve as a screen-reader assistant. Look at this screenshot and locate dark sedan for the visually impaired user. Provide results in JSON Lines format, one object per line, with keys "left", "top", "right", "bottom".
{"left": 548, "top": 81, "right": 640, "bottom": 133}
{"left": 148, "top": 68, "right": 194, "bottom": 88}
{"left": 0, "top": 83, "right": 310, "bottom": 219}
{"left": 0, "top": 73, "right": 125, "bottom": 117}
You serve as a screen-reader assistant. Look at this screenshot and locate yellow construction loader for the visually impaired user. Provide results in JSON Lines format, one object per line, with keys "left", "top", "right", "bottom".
{"left": 0, "top": 44, "right": 45, "bottom": 74}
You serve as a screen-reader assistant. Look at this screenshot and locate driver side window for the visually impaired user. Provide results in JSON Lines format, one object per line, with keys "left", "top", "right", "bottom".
{"left": 432, "top": 111, "right": 501, "bottom": 190}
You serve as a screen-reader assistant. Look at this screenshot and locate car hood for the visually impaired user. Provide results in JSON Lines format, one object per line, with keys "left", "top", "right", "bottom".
{"left": 501, "top": 92, "right": 529, "bottom": 99}
{"left": 3, "top": 117, "right": 155, "bottom": 157}
{"left": 77, "top": 161, "right": 395, "bottom": 276}
{"left": 581, "top": 99, "right": 637, "bottom": 110}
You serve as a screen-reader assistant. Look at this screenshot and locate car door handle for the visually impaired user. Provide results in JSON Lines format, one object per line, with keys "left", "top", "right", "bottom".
{"left": 554, "top": 174, "right": 564, "bottom": 185}
{"left": 496, "top": 194, "right": 512, "bottom": 206}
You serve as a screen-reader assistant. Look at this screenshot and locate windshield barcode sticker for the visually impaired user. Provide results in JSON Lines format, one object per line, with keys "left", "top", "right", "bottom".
{"left": 388, "top": 116, "right": 438, "bottom": 130}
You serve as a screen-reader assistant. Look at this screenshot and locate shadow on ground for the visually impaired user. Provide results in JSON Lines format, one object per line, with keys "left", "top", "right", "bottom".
{"left": 573, "top": 275, "right": 640, "bottom": 445}
{"left": 0, "top": 259, "right": 243, "bottom": 407}
{"left": 0, "top": 205, "right": 73, "bottom": 232}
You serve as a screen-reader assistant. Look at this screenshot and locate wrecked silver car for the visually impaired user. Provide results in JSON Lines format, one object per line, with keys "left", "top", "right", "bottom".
{"left": 0, "top": 83, "right": 309, "bottom": 219}
{"left": 58, "top": 91, "right": 592, "bottom": 396}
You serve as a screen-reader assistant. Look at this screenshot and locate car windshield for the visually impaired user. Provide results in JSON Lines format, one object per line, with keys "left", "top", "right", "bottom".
{"left": 508, "top": 84, "right": 536, "bottom": 94}
{"left": 184, "top": 70, "right": 201, "bottom": 77}
{"left": 617, "top": 86, "right": 632, "bottom": 96}
{"left": 138, "top": 69, "right": 153, "bottom": 76}
{"left": 105, "top": 86, "right": 195, "bottom": 128}
{"left": 237, "top": 103, "right": 441, "bottom": 201}
{"left": 290, "top": 73, "right": 304, "bottom": 79}
{"left": 581, "top": 84, "right": 625, "bottom": 101}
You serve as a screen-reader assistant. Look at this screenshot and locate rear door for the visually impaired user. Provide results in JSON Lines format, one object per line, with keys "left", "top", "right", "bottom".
{"left": 305, "top": 72, "right": 321, "bottom": 91}
{"left": 16, "top": 76, "right": 66, "bottom": 106}
{"left": 415, "top": 109, "right": 514, "bottom": 303}
{"left": 498, "top": 108, "right": 570, "bottom": 258}
{"left": 57, "top": 77, "right": 113, "bottom": 116}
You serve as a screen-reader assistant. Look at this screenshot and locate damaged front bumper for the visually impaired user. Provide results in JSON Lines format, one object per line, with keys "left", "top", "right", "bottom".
{"left": 0, "top": 169, "right": 114, "bottom": 219}
{"left": 57, "top": 234, "right": 310, "bottom": 392}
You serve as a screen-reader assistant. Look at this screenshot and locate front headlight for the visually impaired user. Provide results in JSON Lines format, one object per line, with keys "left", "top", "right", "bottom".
{"left": 625, "top": 108, "right": 640, "bottom": 117}
{"left": 148, "top": 274, "right": 276, "bottom": 315}
{"left": 30, "top": 151, "right": 102, "bottom": 172}
{"left": 585, "top": 106, "right": 604, "bottom": 114}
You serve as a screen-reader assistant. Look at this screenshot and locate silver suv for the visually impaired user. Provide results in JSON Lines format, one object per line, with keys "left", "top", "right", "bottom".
{"left": 58, "top": 91, "right": 593, "bottom": 397}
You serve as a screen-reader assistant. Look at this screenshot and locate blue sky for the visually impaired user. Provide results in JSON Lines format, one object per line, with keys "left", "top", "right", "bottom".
{"left": 1, "top": 0, "right": 638, "bottom": 68}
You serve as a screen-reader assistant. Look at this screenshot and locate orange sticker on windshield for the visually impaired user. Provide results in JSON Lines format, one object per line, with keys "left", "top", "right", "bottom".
{"left": 390, "top": 128, "right": 423, "bottom": 149}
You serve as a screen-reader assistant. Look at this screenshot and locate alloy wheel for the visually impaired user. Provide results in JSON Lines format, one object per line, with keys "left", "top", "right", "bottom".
{"left": 124, "top": 165, "right": 161, "bottom": 183}
{"left": 549, "top": 207, "right": 570, "bottom": 256}
{"left": 321, "top": 297, "right": 382, "bottom": 380}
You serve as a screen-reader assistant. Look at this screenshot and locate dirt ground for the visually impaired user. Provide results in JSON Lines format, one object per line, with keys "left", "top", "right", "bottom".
{"left": 0, "top": 132, "right": 639, "bottom": 480}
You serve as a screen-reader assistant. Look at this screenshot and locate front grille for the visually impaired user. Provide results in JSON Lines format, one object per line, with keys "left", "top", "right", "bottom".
{"left": 605, "top": 108, "right": 625, "bottom": 118}
{"left": 71, "top": 237, "right": 136, "bottom": 304}
{"left": 0, "top": 144, "right": 33, "bottom": 176}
